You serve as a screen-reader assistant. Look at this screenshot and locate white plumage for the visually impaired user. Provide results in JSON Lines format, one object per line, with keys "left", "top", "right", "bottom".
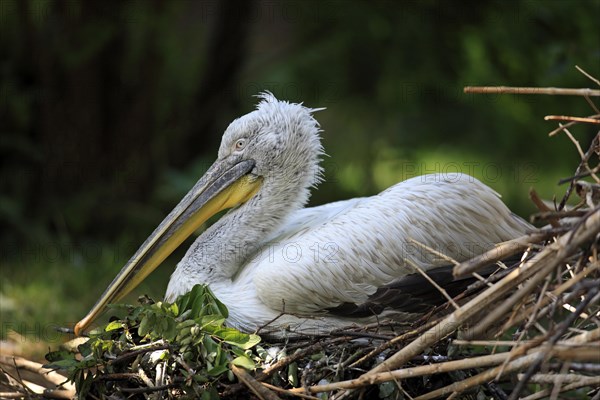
{"left": 164, "top": 94, "right": 531, "bottom": 335}
{"left": 75, "top": 93, "right": 531, "bottom": 337}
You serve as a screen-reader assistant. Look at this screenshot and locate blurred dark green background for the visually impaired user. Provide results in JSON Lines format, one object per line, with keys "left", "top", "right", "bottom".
{"left": 1, "top": 0, "right": 599, "bottom": 348}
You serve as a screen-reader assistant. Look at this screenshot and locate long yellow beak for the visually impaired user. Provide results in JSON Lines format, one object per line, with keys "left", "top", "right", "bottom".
{"left": 74, "top": 159, "right": 262, "bottom": 336}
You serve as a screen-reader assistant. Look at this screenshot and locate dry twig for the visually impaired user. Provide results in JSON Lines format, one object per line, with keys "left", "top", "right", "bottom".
{"left": 464, "top": 86, "right": 600, "bottom": 96}
{"left": 544, "top": 115, "right": 600, "bottom": 124}
{"left": 364, "top": 207, "right": 600, "bottom": 376}
{"left": 230, "top": 364, "right": 281, "bottom": 400}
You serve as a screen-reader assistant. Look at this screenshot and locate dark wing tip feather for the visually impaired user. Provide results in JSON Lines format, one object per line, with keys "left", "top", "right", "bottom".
{"left": 326, "top": 257, "right": 521, "bottom": 319}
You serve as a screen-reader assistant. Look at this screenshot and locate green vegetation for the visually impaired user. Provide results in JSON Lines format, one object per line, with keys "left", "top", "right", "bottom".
{"left": 45, "top": 284, "right": 261, "bottom": 399}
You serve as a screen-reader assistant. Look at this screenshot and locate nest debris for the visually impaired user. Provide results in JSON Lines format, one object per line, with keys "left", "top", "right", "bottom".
{"left": 1, "top": 72, "right": 600, "bottom": 400}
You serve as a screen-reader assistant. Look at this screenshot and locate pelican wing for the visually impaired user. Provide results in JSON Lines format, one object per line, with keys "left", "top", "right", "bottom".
{"left": 251, "top": 173, "right": 531, "bottom": 316}
{"left": 325, "top": 259, "right": 521, "bottom": 318}
{"left": 325, "top": 264, "right": 465, "bottom": 317}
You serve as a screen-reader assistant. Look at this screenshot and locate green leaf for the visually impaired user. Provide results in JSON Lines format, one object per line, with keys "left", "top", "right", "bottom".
{"left": 177, "top": 293, "right": 191, "bottom": 313}
{"left": 288, "top": 362, "right": 299, "bottom": 387}
{"left": 231, "top": 355, "right": 256, "bottom": 370}
{"left": 378, "top": 381, "right": 397, "bottom": 398}
{"left": 206, "top": 286, "right": 229, "bottom": 318}
{"left": 158, "top": 315, "right": 169, "bottom": 333}
{"left": 217, "top": 346, "right": 229, "bottom": 365}
{"left": 217, "top": 328, "right": 261, "bottom": 349}
{"left": 188, "top": 285, "right": 206, "bottom": 307}
{"left": 199, "top": 315, "right": 225, "bottom": 330}
{"left": 255, "top": 345, "right": 268, "bottom": 360}
{"left": 210, "top": 299, "right": 229, "bottom": 318}
{"left": 44, "top": 358, "right": 80, "bottom": 370}
{"left": 44, "top": 350, "right": 74, "bottom": 363}
{"left": 239, "top": 334, "right": 261, "bottom": 350}
{"left": 105, "top": 320, "right": 123, "bottom": 332}
{"left": 193, "top": 374, "right": 209, "bottom": 383}
{"left": 169, "top": 302, "right": 179, "bottom": 316}
{"left": 138, "top": 313, "right": 152, "bottom": 337}
{"left": 88, "top": 326, "right": 105, "bottom": 336}
{"left": 163, "top": 317, "right": 177, "bottom": 341}
{"left": 191, "top": 293, "right": 207, "bottom": 318}
{"left": 230, "top": 346, "right": 247, "bottom": 358}
{"left": 78, "top": 370, "right": 95, "bottom": 398}
{"left": 206, "top": 349, "right": 218, "bottom": 363}
{"left": 190, "top": 284, "right": 206, "bottom": 297}
{"left": 78, "top": 341, "right": 93, "bottom": 358}
{"left": 202, "top": 335, "right": 219, "bottom": 355}
{"left": 207, "top": 363, "right": 229, "bottom": 376}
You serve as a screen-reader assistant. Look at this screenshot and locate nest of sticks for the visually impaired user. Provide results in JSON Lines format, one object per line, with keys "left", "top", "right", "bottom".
{"left": 2, "top": 71, "right": 600, "bottom": 400}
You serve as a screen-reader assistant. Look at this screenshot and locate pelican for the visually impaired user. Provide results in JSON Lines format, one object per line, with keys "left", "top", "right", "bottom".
{"left": 74, "top": 93, "right": 531, "bottom": 337}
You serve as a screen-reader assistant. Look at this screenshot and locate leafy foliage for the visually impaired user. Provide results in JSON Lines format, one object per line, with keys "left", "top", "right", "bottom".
{"left": 45, "top": 284, "right": 261, "bottom": 399}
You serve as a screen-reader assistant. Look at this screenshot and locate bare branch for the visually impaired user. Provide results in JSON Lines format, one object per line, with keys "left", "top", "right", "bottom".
{"left": 464, "top": 86, "right": 600, "bottom": 96}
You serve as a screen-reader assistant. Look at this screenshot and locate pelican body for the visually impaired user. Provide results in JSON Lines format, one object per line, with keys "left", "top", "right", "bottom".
{"left": 75, "top": 93, "right": 531, "bottom": 337}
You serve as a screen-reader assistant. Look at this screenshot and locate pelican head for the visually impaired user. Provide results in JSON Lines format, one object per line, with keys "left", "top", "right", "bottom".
{"left": 74, "top": 92, "right": 324, "bottom": 336}
{"left": 219, "top": 92, "right": 324, "bottom": 209}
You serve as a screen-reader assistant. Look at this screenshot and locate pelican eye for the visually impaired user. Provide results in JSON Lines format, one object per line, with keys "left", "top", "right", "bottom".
{"left": 234, "top": 138, "right": 247, "bottom": 152}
